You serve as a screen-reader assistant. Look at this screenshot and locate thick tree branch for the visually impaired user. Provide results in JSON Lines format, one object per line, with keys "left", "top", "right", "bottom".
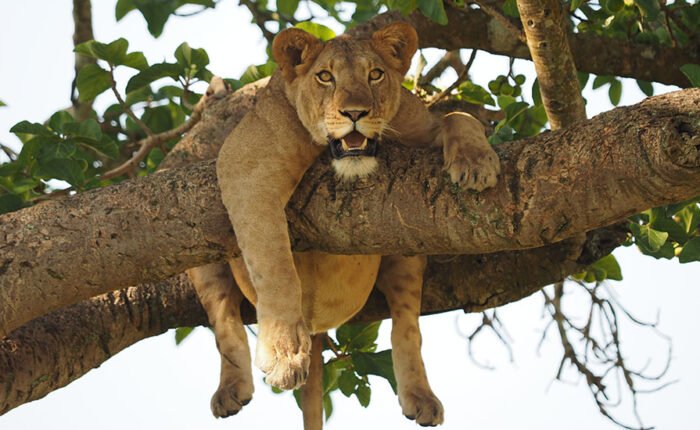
{"left": 354, "top": 8, "right": 699, "bottom": 88}
{"left": 0, "top": 225, "right": 624, "bottom": 414}
{"left": 1, "top": 88, "right": 699, "bottom": 338}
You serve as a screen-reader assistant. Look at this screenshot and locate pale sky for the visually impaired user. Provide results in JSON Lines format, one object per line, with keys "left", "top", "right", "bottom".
{"left": 1, "top": 1, "right": 699, "bottom": 429}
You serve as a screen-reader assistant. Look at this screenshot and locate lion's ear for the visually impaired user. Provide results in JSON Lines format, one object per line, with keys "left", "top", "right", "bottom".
{"left": 370, "top": 22, "right": 418, "bottom": 76}
{"left": 272, "top": 28, "right": 323, "bottom": 82}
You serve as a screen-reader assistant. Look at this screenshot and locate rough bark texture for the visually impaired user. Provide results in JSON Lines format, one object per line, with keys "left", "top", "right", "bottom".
{"left": 1, "top": 89, "right": 699, "bottom": 338}
{"left": 516, "top": 0, "right": 587, "bottom": 128}
{"left": 0, "top": 224, "right": 624, "bottom": 414}
{"left": 353, "top": 8, "right": 698, "bottom": 88}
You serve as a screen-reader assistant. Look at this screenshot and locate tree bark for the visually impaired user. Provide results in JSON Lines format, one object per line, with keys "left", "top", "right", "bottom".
{"left": 355, "top": 8, "right": 698, "bottom": 88}
{"left": 516, "top": 0, "right": 587, "bottom": 128}
{"left": 71, "top": 0, "right": 95, "bottom": 121}
{"left": 1, "top": 88, "right": 699, "bottom": 338}
{"left": 0, "top": 224, "right": 625, "bottom": 415}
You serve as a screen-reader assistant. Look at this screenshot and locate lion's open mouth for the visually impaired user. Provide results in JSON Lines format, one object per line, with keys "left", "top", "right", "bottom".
{"left": 328, "top": 131, "right": 377, "bottom": 159}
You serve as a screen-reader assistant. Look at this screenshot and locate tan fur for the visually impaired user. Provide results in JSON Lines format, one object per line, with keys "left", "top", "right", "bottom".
{"left": 188, "top": 22, "right": 500, "bottom": 426}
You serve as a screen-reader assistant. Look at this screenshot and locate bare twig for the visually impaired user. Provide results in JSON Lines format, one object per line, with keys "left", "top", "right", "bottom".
{"left": 457, "top": 309, "right": 513, "bottom": 370}
{"left": 468, "top": 0, "right": 526, "bottom": 43}
{"left": 541, "top": 281, "right": 674, "bottom": 430}
{"left": 100, "top": 77, "right": 229, "bottom": 180}
{"left": 0, "top": 143, "right": 18, "bottom": 161}
{"left": 71, "top": 0, "right": 96, "bottom": 121}
{"left": 239, "top": 0, "right": 277, "bottom": 45}
{"left": 427, "top": 49, "right": 478, "bottom": 107}
{"left": 109, "top": 66, "right": 154, "bottom": 137}
{"left": 419, "top": 50, "right": 464, "bottom": 86}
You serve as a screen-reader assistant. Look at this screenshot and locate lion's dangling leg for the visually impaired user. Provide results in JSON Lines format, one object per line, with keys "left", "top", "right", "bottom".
{"left": 376, "top": 255, "right": 444, "bottom": 427}
{"left": 186, "top": 263, "right": 254, "bottom": 418}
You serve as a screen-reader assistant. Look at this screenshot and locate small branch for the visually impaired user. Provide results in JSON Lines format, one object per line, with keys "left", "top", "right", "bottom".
{"left": 468, "top": 0, "right": 526, "bottom": 43}
{"left": 541, "top": 281, "right": 674, "bottom": 430}
{"left": 71, "top": 0, "right": 96, "bottom": 121}
{"left": 239, "top": 0, "right": 277, "bottom": 45}
{"left": 427, "top": 49, "right": 478, "bottom": 107}
{"left": 420, "top": 50, "right": 464, "bottom": 86}
{"left": 100, "top": 77, "right": 229, "bottom": 181}
{"left": 109, "top": 66, "right": 153, "bottom": 137}
{"left": 457, "top": 309, "right": 513, "bottom": 370}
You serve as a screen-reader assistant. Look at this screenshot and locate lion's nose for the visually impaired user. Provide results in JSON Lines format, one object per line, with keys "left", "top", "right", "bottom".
{"left": 339, "top": 110, "right": 369, "bottom": 122}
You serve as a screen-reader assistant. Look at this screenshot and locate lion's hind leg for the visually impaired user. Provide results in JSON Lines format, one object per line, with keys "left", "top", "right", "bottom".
{"left": 376, "top": 255, "right": 444, "bottom": 427}
{"left": 187, "top": 263, "right": 254, "bottom": 418}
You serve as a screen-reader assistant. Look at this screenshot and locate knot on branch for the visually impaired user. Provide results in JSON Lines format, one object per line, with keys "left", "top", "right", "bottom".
{"left": 668, "top": 118, "right": 700, "bottom": 168}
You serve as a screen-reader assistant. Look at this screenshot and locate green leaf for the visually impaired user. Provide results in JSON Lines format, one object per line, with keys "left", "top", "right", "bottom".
{"left": 608, "top": 79, "right": 622, "bottom": 105}
{"left": 126, "top": 62, "right": 182, "bottom": 93}
{"left": 0, "top": 194, "right": 23, "bottom": 215}
{"left": 323, "top": 393, "right": 333, "bottom": 420}
{"left": 352, "top": 350, "right": 397, "bottom": 393}
{"left": 35, "top": 158, "right": 86, "bottom": 186}
{"left": 502, "top": 0, "right": 519, "bottom": 17}
{"left": 592, "top": 75, "right": 612, "bottom": 89}
{"left": 336, "top": 322, "right": 380, "bottom": 352}
{"left": 591, "top": 254, "right": 623, "bottom": 281}
{"left": 680, "top": 64, "right": 700, "bottom": 87}
{"left": 355, "top": 383, "right": 371, "bottom": 407}
{"left": 294, "top": 22, "right": 336, "bottom": 41}
{"left": 76, "top": 64, "right": 112, "bottom": 101}
{"left": 76, "top": 119, "right": 103, "bottom": 142}
{"left": 48, "top": 111, "right": 75, "bottom": 134}
{"left": 647, "top": 226, "right": 669, "bottom": 251}
{"left": 679, "top": 237, "right": 700, "bottom": 263}
{"left": 337, "top": 370, "right": 359, "bottom": 396}
{"left": 634, "top": 0, "right": 660, "bottom": 20}
{"left": 277, "top": 0, "right": 300, "bottom": 17}
{"left": 637, "top": 80, "right": 654, "bottom": 96}
{"left": 10, "top": 121, "right": 53, "bottom": 137}
{"left": 386, "top": 0, "right": 418, "bottom": 14}
{"left": 75, "top": 39, "right": 130, "bottom": 65}
{"left": 570, "top": 0, "right": 584, "bottom": 11}
{"left": 174, "top": 43, "right": 210, "bottom": 71}
{"left": 417, "top": 0, "right": 448, "bottom": 25}
{"left": 115, "top": 0, "right": 136, "bottom": 20}
{"left": 458, "top": 81, "right": 495, "bottom": 106}
{"left": 123, "top": 52, "right": 149, "bottom": 71}
{"left": 175, "top": 327, "right": 195, "bottom": 345}
{"left": 0, "top": 100, "right": 6, "bottom": 107}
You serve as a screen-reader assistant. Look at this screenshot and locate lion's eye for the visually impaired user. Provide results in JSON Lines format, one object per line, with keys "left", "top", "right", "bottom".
{"left": 316, "top": 71, "right": 334, "bottom": 84}
{"left": 369, "top": 68, "right": 384, "bottom": 82}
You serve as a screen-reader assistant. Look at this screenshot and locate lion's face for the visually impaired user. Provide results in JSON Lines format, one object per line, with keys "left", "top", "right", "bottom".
{"left": 272, "top": 23, "right": 418, "bottom": 180}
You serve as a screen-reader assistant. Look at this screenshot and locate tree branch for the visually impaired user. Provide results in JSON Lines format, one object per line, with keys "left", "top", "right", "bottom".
{"left": 516, "top": 0, "right": 587, "bottom": 128}
{"left": 0, "top": 225, "right": 624, "bottom": 415}
{"left": 1, "top": 88, "right": 699, "bottom": 338}
{"left": 353, "top": 8, "right": 698, "bottom": 88}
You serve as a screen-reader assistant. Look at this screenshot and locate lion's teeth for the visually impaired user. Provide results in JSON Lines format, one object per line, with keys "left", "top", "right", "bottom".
{"left": 341, "top": 139, "right": 349, "bottom": 151}
{"left": 359, "top": 138, "right": 368, "bottom": 150}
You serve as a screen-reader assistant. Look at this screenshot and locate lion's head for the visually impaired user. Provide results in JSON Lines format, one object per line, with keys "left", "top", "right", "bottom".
{"left": 272, "top": 22, "right": 418, "bottom": 180}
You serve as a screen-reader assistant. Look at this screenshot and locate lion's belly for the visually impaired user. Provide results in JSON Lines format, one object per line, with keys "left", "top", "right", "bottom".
{"left": 230, "top": 252, "right": 381, "bottom": 333}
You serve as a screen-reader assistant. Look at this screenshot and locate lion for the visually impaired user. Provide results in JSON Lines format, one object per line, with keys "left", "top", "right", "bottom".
{"left": 187, "top": 22, "right": 500, "bottom": 427}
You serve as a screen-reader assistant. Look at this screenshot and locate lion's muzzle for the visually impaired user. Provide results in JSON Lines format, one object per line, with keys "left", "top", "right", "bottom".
{"left": 328, "top": 130, "right": 378, "bottom": 159}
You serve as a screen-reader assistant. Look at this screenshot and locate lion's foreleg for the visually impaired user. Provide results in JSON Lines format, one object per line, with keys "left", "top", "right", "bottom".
{"left": 186, "top": 263, "right": 254, "bottom": 417}
{"left": 376, "top": 255, "right": 444, "bottom": 427}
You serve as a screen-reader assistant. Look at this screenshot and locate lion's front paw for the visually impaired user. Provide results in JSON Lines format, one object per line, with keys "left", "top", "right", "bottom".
{"left": 444, "top": 139, "right": 500, "bottom": 192}
{"left": 400, "top": 387, "right": 444, "bottom": 427}
{"left": 255, "top": 319, "right": 311, "bottom": 390}
{"left": 211, "top": 377, "right": 254, "bottom": 418}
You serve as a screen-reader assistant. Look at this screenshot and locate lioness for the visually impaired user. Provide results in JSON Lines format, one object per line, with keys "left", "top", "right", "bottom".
{"left": 188, "top": 22, "right": 500, "bottom": 426}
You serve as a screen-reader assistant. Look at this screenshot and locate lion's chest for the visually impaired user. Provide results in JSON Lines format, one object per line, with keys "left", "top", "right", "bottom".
{"left": 231, "top": 252, "right": 381, "bottom": 333}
